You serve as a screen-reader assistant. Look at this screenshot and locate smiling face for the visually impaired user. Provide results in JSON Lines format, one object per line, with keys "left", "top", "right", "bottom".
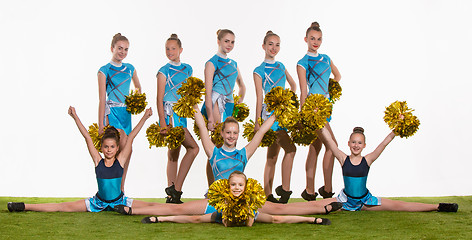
{"left": 111, "top": 40, "right": 129, "bottom": 63}
{"left": 229, "top": 174, "right": 246, "bottom": 197}
{"left": 217, "top": 33, "right": 235, "bottom": 54}
{"left": 165, "top": 40, "right": 182, "bottom": 62}
{"left": 221, "top": 122, "right": 239, "bottom": 148}
{"left": 101, "top": 138, "right": 119, "bottom": 160}
{"left": 304, "top": 30, "right": 322, "bottom": 53}
{"left": 348, "top": 133, "right": 366, "bottom": 156}
{"left": 263, "top": 35, "right": 280, "bottom": 59}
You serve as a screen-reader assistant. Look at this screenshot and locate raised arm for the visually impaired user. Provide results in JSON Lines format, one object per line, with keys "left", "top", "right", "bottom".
{"left": 364, "top": 131, "right": 396, "bottom": 166}
{"left": 132, "top": 69, "right": 142, "bottom": 94}
{"left": 98, "top": 72, "right": 107, "bottom": 135}
{"left": 319, "top": 127, "right": 347, "bottom": 165}
{"left": 204, "top": 61, "right": 216, "bottom": 131}
{"left": 69, "top": 106, "right": 102, "bottom": 165}
{"left": 245, "top": 114, "right": 276, "bottom": 159}
{"left": 236, "top": 67, "right": 246, "bottom": 103}
{"left": 194, "top": 105, "right": 215, "bottom": 158}
{"left": 297, "top": 65, "right": 308, "bottom": 108}
{"left": 253, "top": 73, "right": 263, "bottom": 132}
{"left": 118, "top": 108, "right": 152, "bottom": 164}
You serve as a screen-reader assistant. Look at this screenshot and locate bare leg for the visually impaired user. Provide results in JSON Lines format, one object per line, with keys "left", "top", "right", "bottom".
{"left": 24, "top": 199, "right": 87, "bottom": 212}
{"left": 259, "top": 198, "right": 337, "bottom": 215}
{"left": 174, "top": 129, "right": 199, "bottom": 191}
{"left": 264, "top": 142, "right": 280, "bottom": 196}
{"left": 167, "top": 146, "right": 181, "bottom": 187}
{"left": 256, "top": 213, "right": 325, "bottom": 224}
{"left": 158, "top": 213, "right": 213, "bottom": 223}
{"left": 319, "top": 123, "right": 337, "bottom": 194}
{"left": 278, "top": 131, "right": 296, "bottom": 192}
{"left": 206, "top": 161, "right": 215, "bottom": 187}
{"left": 363, "top": 198, "right": 439, "bottom": 212}
{"left": 131, "top": 199, "right": 209, "bottom": 215}
{"left": 305, "top": 139, "right": 322, "bottom": 194}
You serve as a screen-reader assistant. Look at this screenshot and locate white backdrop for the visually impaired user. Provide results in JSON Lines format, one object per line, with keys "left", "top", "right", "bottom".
{"left": 1, "top": 0, "right": 471, "bottom": 198}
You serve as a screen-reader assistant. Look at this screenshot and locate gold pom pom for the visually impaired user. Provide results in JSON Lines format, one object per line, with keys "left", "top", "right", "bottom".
{"left": 242, "top": 119, "right": 277, "bottom": 147}
{"left": 264, "top": 87, "right": 300, "bottom": 129}
{"left": 384, "top": 101, "right": 420, "bottom": 138}
{"left": 210, "top": 122, "right": 224, "bottom": 147}
{"left": 145, "top": 122, "right": 166, "bottom": 148}
{"left": 166, "top": 126, "right": 185, "bottom": 150}
{"left": 287, "top": 123, "right": 318, "bottom": 146}
{"left": 174, "top": 77, "right": 205, "bottom": 118}
{"left": 88, "top": 124, "right": 115, "bottom": 152}
{"left": 300, "top": 94, "right": 332, "bottom": 132}
{"left": 208, "top": 178, "right": 266, "bottom": 226}
{"left": 328, "top": 78, "right": 342, "bottom": 103}
{"left": 125, "top": 89, "right": 147, "bottom": 115}
{"left": 232, "top": 95, "right": 250, "bottom": 122}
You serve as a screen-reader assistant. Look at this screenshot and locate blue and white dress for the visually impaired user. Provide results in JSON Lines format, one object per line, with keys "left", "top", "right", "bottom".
{"left": 209, "top": 146, "right": 248, "bottom": 181}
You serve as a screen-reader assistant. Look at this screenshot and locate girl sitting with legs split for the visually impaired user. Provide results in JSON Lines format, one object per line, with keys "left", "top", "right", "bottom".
{"left": 141, "top": 171, "right": 331, "bottom": 226}
{"left": 7, "top": 107, "right": 160, "bottom": 212}
{"left": 318, "top": 126, "right": 458, "bottom": 212}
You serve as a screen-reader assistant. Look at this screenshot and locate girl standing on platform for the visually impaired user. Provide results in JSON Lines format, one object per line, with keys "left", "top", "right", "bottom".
{"left": 7, "top": 107, "right": 159, "bottom": 213}
{"left": 97, "top": 33, "right": 143, "bottom": 191}
{"left": 253, "top": 31, "right": 297, "bottom": 204}
{"left": 297, "top": 22, "right": 341, "bottom": 201}
{"left": 156, "top": 34, "right": 199, "bottom": 204}
{"left": 203, "top": 29, "right": 246, "bottom": 186}
{"left": 318, "top": 126, "right": 458, "bottom": 212}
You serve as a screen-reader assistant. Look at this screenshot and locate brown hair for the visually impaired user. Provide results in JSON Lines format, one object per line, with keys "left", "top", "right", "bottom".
{"left": 350, "top": 127, "right": 365, "bottom": 140}
{"left": 216, "top": 29, "right": 235, "bottom": 40}
{"left": 305, "top": 22, "right": 322, "bottom": 36}
{"left": 101, "top": 126, "right": 120, "bottom": 147}
{"left": 111, "top": 33, "right": 129, "bottom": 48}
{"left": 167, "top": 33, "right": 182, "bottom": 48}
{"left": 263, "top": 30, "right": 279, "bottom": 44}
{"left": 221, "top": 116, "right": 239, "bottom": 131}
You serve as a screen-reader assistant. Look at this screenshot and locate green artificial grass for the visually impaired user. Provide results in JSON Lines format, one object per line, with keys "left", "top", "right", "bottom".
{"left": 1, "top": 196, "right": 471, "bottom": 239}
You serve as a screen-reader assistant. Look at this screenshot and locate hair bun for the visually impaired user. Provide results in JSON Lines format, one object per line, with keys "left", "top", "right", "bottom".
{"left": 353, "top": 127, "right": 364, "bottom": 134}
{"left": 170, "top": 33, "right": 178, "bottom": 39}
{"left": 266, "top": 30, "right": 274, "bottom": 36}
{"left": 216, "top": 29, "right": 221, "bottom": 35}
{"left": 310, "top": 22, "right": 320, "bottom": 28}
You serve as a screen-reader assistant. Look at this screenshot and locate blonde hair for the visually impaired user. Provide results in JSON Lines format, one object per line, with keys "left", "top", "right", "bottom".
{"left": 111, "top": 33, "right": 129, "bottom": 48}
{"left": 216, "top": 29, "right": 235, "bottom": 40}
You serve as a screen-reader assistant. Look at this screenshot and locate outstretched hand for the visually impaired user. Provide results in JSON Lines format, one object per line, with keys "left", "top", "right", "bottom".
{"left": 143, "top": 107, "right": 153, "bottom": 119}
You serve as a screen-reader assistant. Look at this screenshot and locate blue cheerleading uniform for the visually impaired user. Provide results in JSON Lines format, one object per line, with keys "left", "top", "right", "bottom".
{"left": 85, "top": 159, "right": 133, "bottom": 212}
{"left": 202, "top": 53, "right": 238, "bottom": 122}
{"left": 297, "top": 52, "right": 332, "bottom": 121}
{"left": 99, "top": 62, "right": 135, "bottom": 135}
{"left": 158, "top": 62, "right": 193, "bottom": 128}
{"left": 254, "top": 60, "right": 288, "bottom": 131}
{"left": 209, "top": 147, "right": 248, "bottom": 181}
{"left": 336, "top": 156, "right": 380, "bottom": 211}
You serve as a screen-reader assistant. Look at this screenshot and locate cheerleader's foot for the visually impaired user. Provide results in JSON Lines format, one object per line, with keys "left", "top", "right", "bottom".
{"left": 7, "top": 202, "right": 25, "bottom": 212}
{"left": 141, "top": 216, "right": 159, "bottom": 224}
{"left": 324, "top": 202, "right": 343, "bottom": 214}
{"left": 266, "top": 194, "right": 279, "bottom": 203}
{"left": 318, "top": 186, "right": 335, "bottom": 199}
{"left": 275, "top": 185, "right": 292, "bottom": 204}
{"left": 438, "top": 203, "right": 458, "bottom": 212}
{"left": 165, "top": 184, "right": 184, "bottom": 204}
{"left": 301, "top": 189, "right": 318, "bottom": 201}
{"left": 113, "top": 205, "right": 132, "bottom": 215}
{"left": 313, "top": 218, "right": 331, "bottom": 225}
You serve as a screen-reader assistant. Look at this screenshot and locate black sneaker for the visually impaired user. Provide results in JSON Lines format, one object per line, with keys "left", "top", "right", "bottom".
{"left": 266, "top": 194, "right": 279, "bottom": 203}
{"left": 113, "top": 205, "right": 132, "bottom": 215}
{"left": 165, "top": 184, "right": 184, "bottom": 204}
{"left": 275, "top": 185, "right": 292, "bottom": 204}
{"left": 438, "top": 203, "right": 458, "bottom": 212}
{"left": 318, "top": 186, "right": 335, "bottom": 199}
{"left": 7, "top": 202, "right": 25, "bottom": 212}
{"left": 301, "top": 189, "right": 318, "bottom": 201}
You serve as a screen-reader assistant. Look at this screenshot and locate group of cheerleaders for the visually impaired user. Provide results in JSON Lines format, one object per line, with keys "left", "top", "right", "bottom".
{"left": 7, "top": 22, "right": 458, "bottom": 227}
